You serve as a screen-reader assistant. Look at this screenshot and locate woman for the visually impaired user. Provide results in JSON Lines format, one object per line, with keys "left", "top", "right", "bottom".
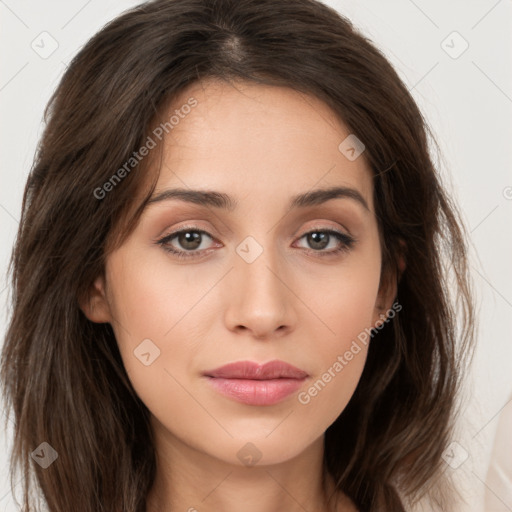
{"left": 0, "top": 0, "right": 475, "bottom": 510}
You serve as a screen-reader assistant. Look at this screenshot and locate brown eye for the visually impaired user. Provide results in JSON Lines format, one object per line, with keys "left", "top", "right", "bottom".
{"left": 157, "top": 227, "right": 216, "bottom": 259}
{"left": 175, "top": 231, "right": 202, "bottom": 250}
{"left": 306, "top": 232, "right": 330, "bottom": 250}
{"left": 295, "top": 229, "right": 355, "bottom": 256}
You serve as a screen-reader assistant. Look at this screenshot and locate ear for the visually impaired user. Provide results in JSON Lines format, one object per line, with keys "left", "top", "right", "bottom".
{"left": 78, "top": 273, "right": 113, "bottom": 323}
{"left": 372, "top": 247, "right": 406, "bottom": 326}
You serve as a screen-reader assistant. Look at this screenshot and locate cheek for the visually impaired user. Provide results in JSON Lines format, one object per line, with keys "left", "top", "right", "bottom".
{"left": 296, "top": 346, "right": 368, "bottom": 433}
{"left": 308, "top": 247, "right": 382, "bottom": 348}
{"left": 296, "top": 250, "right": 381, "bottom": 425}
{"left": 104, "top": 248, "right": 221, "bottom": 413}
{"left": 105, "top": 247, "right": 209, "bottom": 347}
{"left": 294, "top": 299, "right": 374, "bottom": 434}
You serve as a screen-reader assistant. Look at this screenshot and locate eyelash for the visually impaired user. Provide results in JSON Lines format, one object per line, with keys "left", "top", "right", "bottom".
{"left": 156, "top": 225, "right": 356, "bottom": 261}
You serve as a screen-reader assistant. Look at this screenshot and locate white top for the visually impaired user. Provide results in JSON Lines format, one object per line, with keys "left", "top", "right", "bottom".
{"left": 485, "top": 395, "right": 512, "bottom": 511}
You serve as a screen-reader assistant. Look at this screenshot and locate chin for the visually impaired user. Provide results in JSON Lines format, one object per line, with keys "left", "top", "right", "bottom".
{"left": 204, "top": 427, "right": 322, "bottom": 468}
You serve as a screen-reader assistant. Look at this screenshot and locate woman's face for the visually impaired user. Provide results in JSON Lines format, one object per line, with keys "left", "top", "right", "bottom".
{"left": 83, "top": 78, "right": 395, "bottom": 467}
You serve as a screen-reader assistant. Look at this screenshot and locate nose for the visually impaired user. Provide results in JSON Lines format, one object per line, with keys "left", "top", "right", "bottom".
{"left": 223, "top": 246, "right": 297, "bottom": 340}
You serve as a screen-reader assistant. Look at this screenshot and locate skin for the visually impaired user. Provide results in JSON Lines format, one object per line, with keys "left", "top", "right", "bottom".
{"left": 81, "top": 78, "right": 399, "bottom": 512}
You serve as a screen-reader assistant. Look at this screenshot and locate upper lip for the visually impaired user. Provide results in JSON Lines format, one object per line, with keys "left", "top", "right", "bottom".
{"left": 204, "top": 360, "right": 308, "bottom": 380}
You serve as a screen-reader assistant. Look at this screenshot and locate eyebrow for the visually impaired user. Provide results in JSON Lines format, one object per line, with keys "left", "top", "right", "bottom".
{"left": 146, "top": 185, "right": 369, "bottom": 212}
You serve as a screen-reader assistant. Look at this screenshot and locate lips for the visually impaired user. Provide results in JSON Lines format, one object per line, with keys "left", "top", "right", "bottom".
{"left": 203, "top": 360, "right": 308, "bottom": 406}
{"left": 205, "top": 360, "right": 309, "bottom": 380}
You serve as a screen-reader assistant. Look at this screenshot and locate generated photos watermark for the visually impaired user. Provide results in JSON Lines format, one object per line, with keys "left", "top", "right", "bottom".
{"left": 298, "top": 301, "right": 402, "bottom": 405}
{"left": 93, "top": 97, "right": 198, "bottom": 200}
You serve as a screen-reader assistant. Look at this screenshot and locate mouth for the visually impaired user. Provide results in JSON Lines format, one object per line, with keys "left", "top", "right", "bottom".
{"left": 203, "top": 360, "right": 309, "bottom": 406}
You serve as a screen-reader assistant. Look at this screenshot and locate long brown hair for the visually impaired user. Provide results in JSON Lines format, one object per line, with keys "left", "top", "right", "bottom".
{"left": 1, "top": 0, "right": 475, "bottom": 510}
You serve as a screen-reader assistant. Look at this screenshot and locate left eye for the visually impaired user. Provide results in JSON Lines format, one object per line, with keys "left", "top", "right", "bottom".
{"left": 294, "top": 230, "right": 353, "bottom": 252}
{"left": 156, "top": 227, "right": 355, "bottom": 260}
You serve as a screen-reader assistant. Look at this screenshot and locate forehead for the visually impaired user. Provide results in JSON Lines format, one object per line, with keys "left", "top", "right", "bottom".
{"left": 148, "top": 78, "right": 375, "bottom": 213}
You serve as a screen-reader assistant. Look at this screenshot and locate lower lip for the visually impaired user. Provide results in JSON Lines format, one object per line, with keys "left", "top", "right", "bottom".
{"left": 206, "top": 377, "right": 306, "bottom": 405}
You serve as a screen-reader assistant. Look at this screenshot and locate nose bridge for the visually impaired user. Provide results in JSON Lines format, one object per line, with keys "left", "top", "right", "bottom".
{"left": 224, "top": 232, "right": 295, "bottom": 337}
{"left": 236, "top": 232, "right": 286, "bottom": 306}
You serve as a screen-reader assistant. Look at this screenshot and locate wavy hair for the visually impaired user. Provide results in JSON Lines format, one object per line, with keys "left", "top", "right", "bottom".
{"left": 1, "top": 0, "right": 475, "bottom": 510}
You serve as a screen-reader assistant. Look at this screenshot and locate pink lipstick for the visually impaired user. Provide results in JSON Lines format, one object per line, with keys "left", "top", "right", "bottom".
{"left": 203, "top": 360, "right": 308, "bottom": 406}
